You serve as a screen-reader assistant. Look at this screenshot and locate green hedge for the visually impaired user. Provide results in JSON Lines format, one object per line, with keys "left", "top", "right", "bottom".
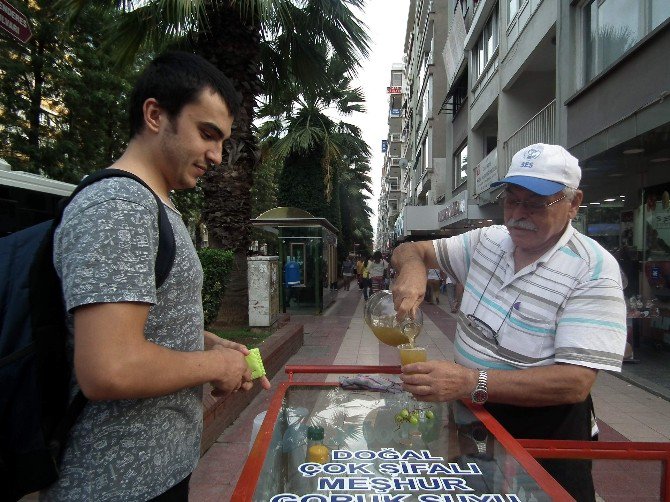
{"left": 198, "top": 248, "right": 235, "bottom": 327}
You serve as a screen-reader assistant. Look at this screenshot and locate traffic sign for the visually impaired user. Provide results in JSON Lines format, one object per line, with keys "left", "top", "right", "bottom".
{"left": 0, "top": 0, "right": 32, "bottom": 44}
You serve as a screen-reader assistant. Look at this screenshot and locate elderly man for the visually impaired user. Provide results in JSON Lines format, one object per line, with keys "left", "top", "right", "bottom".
{"left": 391, "top": 143, "right": 626, "bottom": 501}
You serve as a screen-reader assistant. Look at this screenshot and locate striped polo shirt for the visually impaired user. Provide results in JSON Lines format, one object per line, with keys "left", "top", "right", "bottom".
{"left": 433, "top": 224, "right": 626, "bottom": 372}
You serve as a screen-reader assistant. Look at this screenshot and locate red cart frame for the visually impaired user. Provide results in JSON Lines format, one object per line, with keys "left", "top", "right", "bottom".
{"left": 233, "top": 365, "right": 573, "bottom": 501}
{"left": 283, "top": 366, "right": 670, "bottom": 501}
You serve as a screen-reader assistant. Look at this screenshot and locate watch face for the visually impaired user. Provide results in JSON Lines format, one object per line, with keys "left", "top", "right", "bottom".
{"left": 471, "top": 425, "right": 488, "bottom": 442}
{"left": 472, "top": 389, "right": 488, "bottom": 404}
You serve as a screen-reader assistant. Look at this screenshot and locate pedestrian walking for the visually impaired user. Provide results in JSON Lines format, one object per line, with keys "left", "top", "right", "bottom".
{"left": 341, "top": 256, "right": 355, "bottom": 291}
{"left": 356, "top": 256, "right": 365, "bottom": 290}
{"left": 368, "top": 250, "right": 388, "bottom": 295}
{"left": 361, "top": 256, "right": 372, "bottom": 301}
{"left": 444, "top": 275, "right": 464, "bottom": 313}
{"left": 426, "top": 268, "right": 441, "bottom": 304}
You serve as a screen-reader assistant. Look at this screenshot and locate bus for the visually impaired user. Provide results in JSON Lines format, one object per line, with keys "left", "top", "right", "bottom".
{"left": 0, "top": 160, "right": 75, "bottom": 237}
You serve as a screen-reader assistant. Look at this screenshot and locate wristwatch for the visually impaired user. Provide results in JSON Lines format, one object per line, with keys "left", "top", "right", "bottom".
{"left": 471, "top": 370, "right": 488, "bottom": 404}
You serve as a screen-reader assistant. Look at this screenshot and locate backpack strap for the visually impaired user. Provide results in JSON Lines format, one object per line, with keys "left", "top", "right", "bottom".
{"left": 41, "top": 171, "right": 177, "bottom": 461}
{"left": 58, "top": 169, "right": 176, "bottom": 288}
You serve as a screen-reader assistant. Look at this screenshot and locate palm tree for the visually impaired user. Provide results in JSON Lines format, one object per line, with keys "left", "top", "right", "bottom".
{"left": 258, "top": 53, "right": 372, "bottom": 264}
{"left": 57, "top": 0, "right": 369, "bottom": 327}
{"left": 261, "top": 54, "right": 369, "bottom": 197}
{"left": 338, "top": 159, "right": 374, "bottom": 258}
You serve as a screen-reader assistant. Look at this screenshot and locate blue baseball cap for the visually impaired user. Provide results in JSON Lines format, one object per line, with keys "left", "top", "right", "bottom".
{"left": 491, "top": 143, "right": 581, "bottom": 196}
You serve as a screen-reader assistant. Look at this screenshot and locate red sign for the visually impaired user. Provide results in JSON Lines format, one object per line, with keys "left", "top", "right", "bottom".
{"left": 387, "top": 86, "right": 402, "bottom": 94}
{"left": 0, "top": 0, "right": 32, "bottom": 43}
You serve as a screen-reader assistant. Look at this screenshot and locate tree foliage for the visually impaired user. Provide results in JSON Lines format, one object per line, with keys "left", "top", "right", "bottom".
{"left": 197, "top": 247, "right": 234, "bottom": 327}
{"left": 25, "top": 0, "right": 371, "bottom": 326}
{"left": 0, "top": 2, "right": 145, "bottom": 181}
{"left": 259, "top": 53, "right": 373, "bottom": 260}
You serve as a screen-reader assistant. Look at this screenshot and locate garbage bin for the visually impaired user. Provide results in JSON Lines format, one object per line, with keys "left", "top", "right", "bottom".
{"left": 284, "top": 258, "right": 301, "bottom": 286}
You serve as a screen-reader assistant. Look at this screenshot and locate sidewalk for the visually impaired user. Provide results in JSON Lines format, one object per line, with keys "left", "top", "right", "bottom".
{"left": 190, "top": 288, "right": 670, "bottom": 501}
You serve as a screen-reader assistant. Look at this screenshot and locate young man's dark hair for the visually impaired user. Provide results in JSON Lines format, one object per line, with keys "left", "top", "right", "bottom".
{"left": 128, "top": 51, "right": 240, "bottom": 138}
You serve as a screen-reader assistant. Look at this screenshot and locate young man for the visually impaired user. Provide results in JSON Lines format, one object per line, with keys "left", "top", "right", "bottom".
{"left": 42, "top": 52, "right": 270, "bottom": 501}
{"left": 391, "top": 144, "right": 626, "bottom": 501}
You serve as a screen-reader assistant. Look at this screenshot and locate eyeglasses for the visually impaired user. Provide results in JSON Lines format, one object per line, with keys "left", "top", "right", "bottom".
{"left": 466, "top": 314, "right": 501, "bottom": 344}
{"left": 498, "top": 192, "right": 567, "bottom": 214}
{"left": 466, "top": 300, "right": 518, "bottom": 345}
{"left": 466, "top": 254, "right": 521, "bottom": 345}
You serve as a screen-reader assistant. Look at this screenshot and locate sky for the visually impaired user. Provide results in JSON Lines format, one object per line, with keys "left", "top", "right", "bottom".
{"left": 348, "top": 0, "right": 411, "bottom": 237}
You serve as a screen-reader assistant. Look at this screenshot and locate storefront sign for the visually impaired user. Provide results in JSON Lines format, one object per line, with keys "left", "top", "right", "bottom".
{"left": 387, "top": 86, "right": 402, "bottom": 94}
{"left": 474, "top": 149, "right": 498, "bottom": 196}
{"left": 438, "top": 191, "right": 467, "bottom": 224}
{"left": 381, "top": 140, "right": 388, "bottom": 153}
{"left": 390, "top": 108, "right": 401, "bottom": 117}
{"left": 270, "top": 448, "right": 523, "bottom": 501}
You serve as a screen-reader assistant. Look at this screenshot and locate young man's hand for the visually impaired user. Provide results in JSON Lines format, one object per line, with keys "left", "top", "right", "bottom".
{"left": 208, "top": 345, "right": 252, "bottom": 396}
{"left": 205, "top": 331, "right": 271, "bottom": 392}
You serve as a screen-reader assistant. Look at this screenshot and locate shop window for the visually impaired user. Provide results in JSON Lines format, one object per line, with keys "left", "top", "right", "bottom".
{"left": 586, "top": 205, "right": 622, "bottom": 252}
{"left": 584, "top": 0, "right": 670, "bottom": 82}
{"left": 454, "top": 143, "right": 468, "bottom": 188}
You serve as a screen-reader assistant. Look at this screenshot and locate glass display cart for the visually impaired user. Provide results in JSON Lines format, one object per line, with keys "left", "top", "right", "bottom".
{"left": 233, "top": 366, "right": 574, "bottom": 501}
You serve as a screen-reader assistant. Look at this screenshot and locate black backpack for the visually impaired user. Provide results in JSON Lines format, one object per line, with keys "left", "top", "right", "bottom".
{"left": 0, "top": 169, "right": 176, "bottom": 501}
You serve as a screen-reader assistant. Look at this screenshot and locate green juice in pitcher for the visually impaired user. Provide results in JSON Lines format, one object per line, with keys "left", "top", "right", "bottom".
{"left": 370, "top": 325, "right": 412, "bottom": 346}
{"left": 365, "top": 290, "right": 423, "bottom": 347}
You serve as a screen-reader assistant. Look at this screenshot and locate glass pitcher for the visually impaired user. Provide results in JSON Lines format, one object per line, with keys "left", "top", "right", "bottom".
{"left": 364, "top": 290, "right": 423, "bottom": 346}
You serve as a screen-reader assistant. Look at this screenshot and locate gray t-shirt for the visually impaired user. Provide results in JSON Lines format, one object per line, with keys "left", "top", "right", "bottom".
{"left": 42, "top": 178, "right": 204, "bottom": 501}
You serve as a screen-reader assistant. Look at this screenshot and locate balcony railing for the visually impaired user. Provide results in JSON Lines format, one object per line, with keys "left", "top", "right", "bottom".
{"left": 503, "top": 99, "right": 556, "bottom": 168}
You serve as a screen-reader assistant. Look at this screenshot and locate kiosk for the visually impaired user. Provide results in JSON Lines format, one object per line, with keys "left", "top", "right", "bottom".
{"left": 251, "top": 207, "right": 338, "bottom": 314}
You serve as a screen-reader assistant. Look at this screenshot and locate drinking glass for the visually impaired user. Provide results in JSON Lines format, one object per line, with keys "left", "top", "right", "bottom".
{"left": 398, "top": 344, "right": 427, "bottom": 366}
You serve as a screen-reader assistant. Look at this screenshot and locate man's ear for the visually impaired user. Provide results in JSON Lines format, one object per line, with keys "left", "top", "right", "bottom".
{"left": 143, "top": 98, "right": 163, "bottom": 134}
{"left": 569, "top": 190, "right": 584, "bottom": 220}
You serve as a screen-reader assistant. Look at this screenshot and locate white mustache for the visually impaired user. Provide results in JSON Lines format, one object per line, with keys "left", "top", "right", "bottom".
{"left": 506, "top": 218, "right": 538, "bottom": 231}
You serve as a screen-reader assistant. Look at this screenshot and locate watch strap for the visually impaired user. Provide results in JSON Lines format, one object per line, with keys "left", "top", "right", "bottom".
{"left": 471, "top": 370, "right": 488, "bottom": 404}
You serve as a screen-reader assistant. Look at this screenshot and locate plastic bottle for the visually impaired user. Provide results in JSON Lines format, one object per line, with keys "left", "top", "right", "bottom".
{"left": 306, "top": 425, "right": 329, "bottom": 464}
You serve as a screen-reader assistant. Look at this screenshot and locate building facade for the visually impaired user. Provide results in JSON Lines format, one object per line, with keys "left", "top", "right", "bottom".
{"left": 376, "top": 0, "right": 670, "bottom": 342}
